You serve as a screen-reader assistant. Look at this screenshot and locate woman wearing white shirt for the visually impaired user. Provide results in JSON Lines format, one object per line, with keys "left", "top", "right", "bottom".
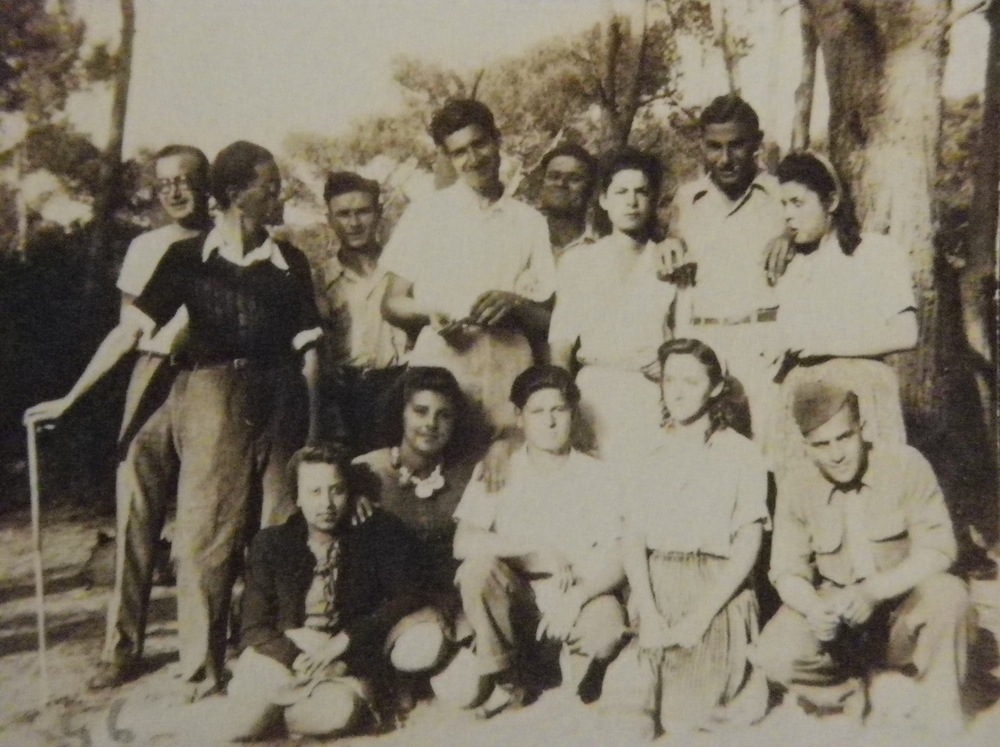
{"left": 771, "top": 152, "right": 918, "bottom": 471}
{"left": 549, "top": 148, "right": 676, "bottom": 466}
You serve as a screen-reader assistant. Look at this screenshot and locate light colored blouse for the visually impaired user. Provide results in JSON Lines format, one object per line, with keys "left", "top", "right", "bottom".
{"left": 776, "top": 232, "right": 915, "bottom": 355}
{"left": 549, "top": 235, "right": 676, "bottom": 370}
{"left": 624, "top": 427, "right": 769, "bottom": 556}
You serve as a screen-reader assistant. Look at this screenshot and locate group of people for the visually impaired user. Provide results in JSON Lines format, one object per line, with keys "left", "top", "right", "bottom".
{"left": 25, "top": 93, "right": 974, "bottom": 740}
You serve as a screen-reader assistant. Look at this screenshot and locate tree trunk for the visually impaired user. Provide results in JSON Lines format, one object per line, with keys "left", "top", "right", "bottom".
{"left": 710, "top": 0, "right": 740, "bottom": 94}
{"left": 85, "top": 0, "right": 135, "bottom": 294}
{"left": 962, "top": 0, "right": 999, "bottom": 448}
{"left": 806, "top": 0, "right": 949, "bottom": 419}
{"left": 791, "top": 1, "right": 818, "bottom": 150}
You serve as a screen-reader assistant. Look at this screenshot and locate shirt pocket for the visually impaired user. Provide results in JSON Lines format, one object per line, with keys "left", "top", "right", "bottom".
{"left": 866, "top": 509, "right": 911, "bottom": 572}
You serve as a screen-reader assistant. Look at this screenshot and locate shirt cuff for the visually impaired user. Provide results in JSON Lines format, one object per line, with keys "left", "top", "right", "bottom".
{"left": 293, "top": 327, "right": 323, "bottom": 353}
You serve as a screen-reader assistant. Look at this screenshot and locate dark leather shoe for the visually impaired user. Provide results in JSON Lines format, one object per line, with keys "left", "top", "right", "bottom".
{"left": 87, "top": 659, "right": 137, "bottom": 690}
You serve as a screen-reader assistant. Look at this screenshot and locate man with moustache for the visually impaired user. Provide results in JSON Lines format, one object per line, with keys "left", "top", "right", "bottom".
{"left": 315, "top": 172, "right": 407, "bottom": 453}
{"left": 755, "top": 382, "right": 971, "bottom": 734}
{"left": 27, "top": 141, "right": 322, "bottom": 697}
{"left": 381, "top": 99, "right": 555, "bottom": 436}
{"left": 663, "top": 94, "right": 786, "bottom": 440}
{"left": 537, "top": 143, "right": 598, "bottom": 266}
{"left": 26, "top": 145, "right": 212, "bottom": 690}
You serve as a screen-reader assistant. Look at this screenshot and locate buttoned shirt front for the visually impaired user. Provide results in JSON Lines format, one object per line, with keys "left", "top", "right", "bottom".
{"left": 380, "top": 181, "right": 556, "bottom": 322}
{"left": 669, "top": 172, "right": 785, "bottom": 322}
{"left": 316, "top": 248, "right": 407, "bottom": 371}
{"left": 624, "top": 427, "right": 770, "bottom": 557}
{"left": 549, "top": 236, "right": 676, "bottom": 370}
{"left": 769, "top": 443, "right": 956, "bottom": 589}
{"left": 552, "top": 223, "right": 598, "bottom": 267}
{"left": 454, "top": 447, "right": 623, "bottom": 568}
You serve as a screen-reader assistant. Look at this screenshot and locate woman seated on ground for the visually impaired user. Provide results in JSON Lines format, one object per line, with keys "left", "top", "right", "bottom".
{"left": 770, "top": 151, "right": 918, "bottom": 473}
{"left": 615, "top": 339, "right": 769, "bottom": 737}
{"left": 548, "top": 147, "right": 676, "bottom": 467}
{"left": 223, "top": 443, "right": 432, "bottom": 741}
{"left": 453, "top": 365, "right": 628, "bottom": 718}
{"left": 353, "top": 367, "right": 483, "bottom": 708}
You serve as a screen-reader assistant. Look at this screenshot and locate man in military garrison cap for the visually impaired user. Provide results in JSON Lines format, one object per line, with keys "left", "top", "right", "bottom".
{"left": 754, "top": 381, "right": 973, "bottom": 735}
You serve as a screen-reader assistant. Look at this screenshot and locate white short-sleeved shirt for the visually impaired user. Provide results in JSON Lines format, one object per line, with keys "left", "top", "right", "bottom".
{"left": 380, "top": 182, "right": 556, "bottom": 321}
{"left": 624, "top": 428, "right": 769, "bottom": 557}
{"left": 776, "top": 232, "right": 916, "bottom": 354}
{"left": 117, "top": 222, "right": 201, "bottom": 354}
{"left": 549, "top": 236, "right": 676, "bottom": 370}
{"left": 454, "top": 447, "right": 623, "bottom": 567}
{"left": 669, "top": 173, "right": 786, "bottom": 322}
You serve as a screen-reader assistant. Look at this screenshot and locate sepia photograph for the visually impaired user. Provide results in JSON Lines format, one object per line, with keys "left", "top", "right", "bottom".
{"left": 0, "top": 1, "right": 998, "bottom": 745}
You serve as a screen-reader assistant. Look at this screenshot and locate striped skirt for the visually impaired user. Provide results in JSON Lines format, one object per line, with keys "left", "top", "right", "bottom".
{"left": 628, "top": 552, "right": 767, "bottom": 732}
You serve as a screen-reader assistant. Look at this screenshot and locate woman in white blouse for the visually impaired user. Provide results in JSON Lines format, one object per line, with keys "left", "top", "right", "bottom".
{"left": 548, "top": 148, "right": 676, "bottom": 466}
{"left": 619, "top": 338, "right": 769, "bottom": 736}
{"left": 771, "top": 152, "right": 918, "bottom": 471}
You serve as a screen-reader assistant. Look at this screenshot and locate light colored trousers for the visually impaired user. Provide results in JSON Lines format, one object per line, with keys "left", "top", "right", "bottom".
{"left": 105, "top": 362, "right": 303, "bottom": 682}
{"left": 754, "top": 573, "right": 972, "bottom": 725}
{"left": 456, "top": 556, "right": 627, "bottom": 680}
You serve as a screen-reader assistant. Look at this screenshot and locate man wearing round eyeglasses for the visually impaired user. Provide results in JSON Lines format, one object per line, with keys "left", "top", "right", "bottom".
{"left": 101, "top": 145, "right": 213, "bottom": 690}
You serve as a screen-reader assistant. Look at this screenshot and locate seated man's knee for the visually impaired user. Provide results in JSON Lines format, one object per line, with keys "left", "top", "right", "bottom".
{"left": 430, "top": 646, "right": 489, "bottom": 708}
{"left": 389, "top": 619, "right": 448, "bottom": 673}
{"left": 285, "top": 680, "right": 363, "bottom": 737}
{"left": 225, "top": 649, "right": 291, "bottom": 740}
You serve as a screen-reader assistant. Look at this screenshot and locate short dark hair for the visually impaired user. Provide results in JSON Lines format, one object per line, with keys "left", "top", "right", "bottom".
{"left": 776, "top": 151, "right": 862, "bottom": 255}
{"left": 509, "top": 365, "right": 580, "bottom": 411}
{"left": 153, "top": 144, "right": 210, "bottom": 188}
{"left": 541, "top": 143, "right": 597, "bottom": 185}
{"left": 699, "top": 94, "right": 761, "bottom": 136}
{"left": 597, "top": 147, "right": 664, "bottom": 199}
{"left": 286, "top": 441, "right": 377, "bottom": 503}
{"left": 323, "top": 171, "right": 380, "bottom": 205}
{"left": 381, "top": 367, "right": 472, "bottom": 461}
{"left": 430, "top": 99, "right": 500, "bottom": 148}
{"left": 211, "top": 140, "right": 275, "bottom": 209}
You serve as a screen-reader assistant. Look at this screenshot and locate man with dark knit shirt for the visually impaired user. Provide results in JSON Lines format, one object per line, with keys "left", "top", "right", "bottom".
{"left": 27, "top": 141, "right": 322, "bottom": 698}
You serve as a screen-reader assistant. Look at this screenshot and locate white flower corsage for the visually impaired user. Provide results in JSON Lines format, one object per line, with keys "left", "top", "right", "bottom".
{"left": 392, "top": 447, "right": 446, "bottom": 499}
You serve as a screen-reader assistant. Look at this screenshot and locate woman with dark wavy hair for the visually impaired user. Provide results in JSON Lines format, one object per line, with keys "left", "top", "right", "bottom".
{"left": 353, "top": 366, "right": 483, "bottom": 708}
{"left": 771, "top": 151, "right": 917, "bottom": 472}
{"left": 618, "top": 338, "right": 769, "bottom": 736}
{"left": 548, "top": 147, "right": 676, "bottom": 466}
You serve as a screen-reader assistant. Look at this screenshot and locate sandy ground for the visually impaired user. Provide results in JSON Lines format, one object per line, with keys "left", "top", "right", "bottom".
{"left": 2, "top": 505, "right": 1000, "bottom": 747}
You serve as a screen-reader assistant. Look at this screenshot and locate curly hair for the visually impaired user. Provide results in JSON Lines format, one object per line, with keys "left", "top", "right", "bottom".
{"left": 379, "top": 367, "right": 474, "bottom": 462}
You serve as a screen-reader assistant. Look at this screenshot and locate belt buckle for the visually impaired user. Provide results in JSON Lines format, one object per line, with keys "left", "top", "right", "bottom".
{"left": 232, "top": 358, "right": 250, "bottom": 370}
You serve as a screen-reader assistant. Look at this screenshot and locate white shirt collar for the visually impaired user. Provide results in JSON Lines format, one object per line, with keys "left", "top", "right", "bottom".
{"left": 201, "top": 224, "right": 289, "bottom": 270}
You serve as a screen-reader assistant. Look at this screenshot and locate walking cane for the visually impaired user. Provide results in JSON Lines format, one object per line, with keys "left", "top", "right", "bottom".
{"left": 25, "top": 413, "right": 50, "bottom": 709}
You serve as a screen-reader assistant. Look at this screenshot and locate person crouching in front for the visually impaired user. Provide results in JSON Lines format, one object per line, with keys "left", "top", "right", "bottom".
{"left": 223, "top": 443, "right": 431, "bottom": 740}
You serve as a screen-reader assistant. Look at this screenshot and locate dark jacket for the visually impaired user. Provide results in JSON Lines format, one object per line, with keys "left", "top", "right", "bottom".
{"left": 239, "top": 508, "right": 430, "bottom": 670}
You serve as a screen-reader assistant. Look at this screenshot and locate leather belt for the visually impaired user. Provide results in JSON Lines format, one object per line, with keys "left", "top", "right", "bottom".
{"left": 690, "top": 307, "right": 777, "bottom": 325}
